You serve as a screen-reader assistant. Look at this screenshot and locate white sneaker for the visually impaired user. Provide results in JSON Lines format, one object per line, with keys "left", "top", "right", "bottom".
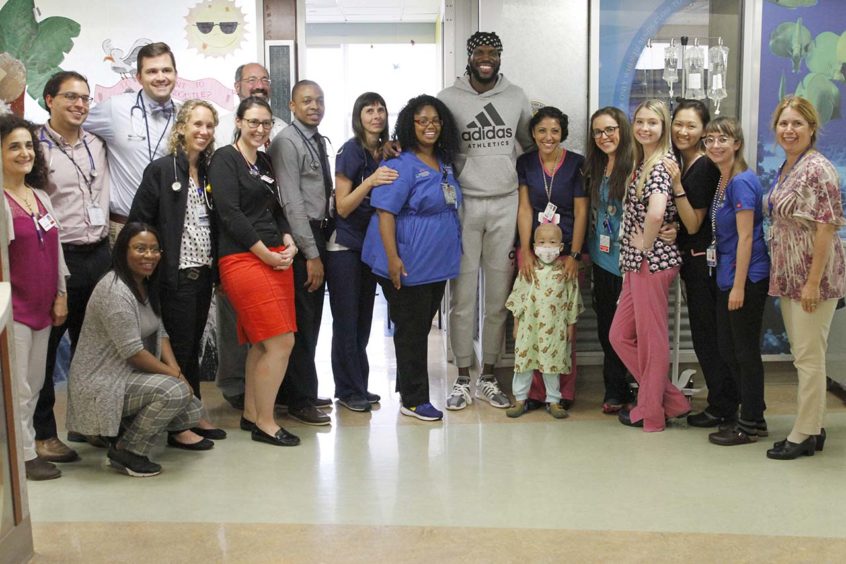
{"left": 445, "top": 379, "right": 472, "bottom": 410}
{"left": 475, "top": 376, "right": 511, "bottom": 408}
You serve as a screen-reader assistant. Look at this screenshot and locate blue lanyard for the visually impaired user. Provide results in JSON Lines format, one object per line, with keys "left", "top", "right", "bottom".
{"left": 39, "top": 126, "right": 97, "bottom": 194}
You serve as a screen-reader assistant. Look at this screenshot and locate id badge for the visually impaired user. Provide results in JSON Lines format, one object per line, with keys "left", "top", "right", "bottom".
{"left": 38, "top": 212, "right": 58, "bottom": 231}
{"left": 706, "top": 244, "right": 717, "bottom": 268}
{"left": 197, "top": 205, "right": 210, "bottom": 227}
{"left": 87, "top": 205, "right": 106, "bottom": 226}
{"left": 441, "top": 182, "right": 457, "bottom": 206}
{"left": 599, "top": 234, "right": 611, "bottom": 253}
{"left": 542, "top": 202, "right": 558, "bottom": 223}
{"left": 537, "top": 211, "right": 561, "bottom": 225}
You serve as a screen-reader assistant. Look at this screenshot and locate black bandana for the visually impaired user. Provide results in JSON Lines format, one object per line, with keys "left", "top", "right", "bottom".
{"left": 467, "top": 31, "right": 502, "bottom": 56}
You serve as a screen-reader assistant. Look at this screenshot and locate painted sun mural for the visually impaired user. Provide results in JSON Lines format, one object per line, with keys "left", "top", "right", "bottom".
{"left": 185, "top": 0, "right": 247, "bottom": 58}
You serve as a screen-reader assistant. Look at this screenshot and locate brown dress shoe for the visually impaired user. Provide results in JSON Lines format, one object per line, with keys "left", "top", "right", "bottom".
{"left": 25, "top": 457, "right": 62, "bottom": 480}
{"left": 36, "top": 437, "right": 80, "bottom": 463}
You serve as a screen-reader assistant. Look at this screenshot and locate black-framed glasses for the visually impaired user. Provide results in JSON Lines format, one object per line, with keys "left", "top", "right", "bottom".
{"left": 592, "top": 126, "right": 619, "bottom": 138}
{"left": 243, "top": 118, "right": 275, "bottom": 130}
{"left": 195, "top": 22, "right": 239, "bottom": 34}
{"left": 414, "top": 118, "right": 442, "bottom": 127}
{"left": 56, "top": 92, "right": 92, "bottom": 105}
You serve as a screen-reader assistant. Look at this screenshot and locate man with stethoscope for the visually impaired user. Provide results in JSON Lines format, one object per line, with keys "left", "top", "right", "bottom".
{"left": 86, "top": 42, "right": 178, "bottom": 245}
{"left": 34, "top": 70, "right": 111, "bottom": 464}
{"left": 269, "top": 80, "right": 334, "bottom": 426}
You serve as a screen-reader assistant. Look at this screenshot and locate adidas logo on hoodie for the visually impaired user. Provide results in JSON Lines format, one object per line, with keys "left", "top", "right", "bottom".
{"left": 462, "top": 102, "right": 514, "bottom": 146}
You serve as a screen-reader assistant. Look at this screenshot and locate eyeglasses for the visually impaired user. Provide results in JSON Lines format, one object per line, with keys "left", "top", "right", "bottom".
{"left": 195, "top": 22, "right": 239, "bottom": 34}
{"left": 56, "top": 92, "right": 92, "bottom": 105}
{"left": 131, "top": 245, "right": 162, "bottom": 256}
{"left": 703, "top": 135, "right": 733, "bottom": 147}
{"left": 592, "top": 126, "right": 619, "bottom": 138}
{"left": 414, "top": 118, "right": 442, "bottom": 127}
{"left": 242, "top": 118, "right": 275, "bottom": 130}
{"left": 241, "top": 77, "right": 272, "bottom": 86}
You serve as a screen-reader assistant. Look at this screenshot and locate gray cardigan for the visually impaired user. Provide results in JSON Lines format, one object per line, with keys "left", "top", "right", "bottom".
{"left": 66, "top": 272, "right": 167, "bottom": 436}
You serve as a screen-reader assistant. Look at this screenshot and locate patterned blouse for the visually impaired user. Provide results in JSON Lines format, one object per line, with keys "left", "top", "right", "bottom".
{"left": 766, "top": 150, "right": 846, "bottom": 300}
{"left": 619, "top": 151, "right": 681, "bottom": 273}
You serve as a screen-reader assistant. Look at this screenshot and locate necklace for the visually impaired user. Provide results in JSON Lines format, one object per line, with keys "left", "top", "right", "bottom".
{"left": 5, "top": 186, "right": 38, "bottom": 216}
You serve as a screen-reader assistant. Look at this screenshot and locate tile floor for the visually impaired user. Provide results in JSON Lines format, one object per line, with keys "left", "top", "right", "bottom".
{"left": 25, "top": 296, "right": 846, "bottom": 563}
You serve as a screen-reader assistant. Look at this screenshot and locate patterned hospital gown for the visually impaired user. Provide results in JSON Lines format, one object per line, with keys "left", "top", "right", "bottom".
{"left": 506, "top": 263, "right": 583, "bottom": 374}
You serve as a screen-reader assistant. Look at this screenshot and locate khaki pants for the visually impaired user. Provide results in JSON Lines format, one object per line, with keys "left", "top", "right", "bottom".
{"left": 109, "top": 220, "right": 125, "bottom": 249}
{"left": 780, "top": 297, "right": 837, "bottom": 435}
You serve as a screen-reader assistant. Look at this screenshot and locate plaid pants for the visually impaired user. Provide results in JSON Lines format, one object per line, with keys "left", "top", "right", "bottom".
{"left": 120, "top": 373, "right": 202, "bottom": 456}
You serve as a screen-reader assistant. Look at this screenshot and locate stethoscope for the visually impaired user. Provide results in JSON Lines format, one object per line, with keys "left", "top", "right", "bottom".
{"left": 129, "top": 90, "right": 174, "bottom": 163}
{"left": 291, "top": 123, "right": 328, "bottom": 172}
{"left": 170, "top": 153, "right": 213, "bottom": 209}
{"left": 39, "top": 126, "right": 98, "bottom": 190}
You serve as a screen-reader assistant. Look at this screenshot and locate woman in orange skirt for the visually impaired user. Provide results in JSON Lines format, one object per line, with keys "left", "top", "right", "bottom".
{"left": 210, "top": 96, "right": 299, "bottom": 447}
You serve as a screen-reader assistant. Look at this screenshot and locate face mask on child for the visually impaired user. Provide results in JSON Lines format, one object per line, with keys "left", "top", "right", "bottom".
{"left": 534, "top": 245, "right": 561, "bottom": 265}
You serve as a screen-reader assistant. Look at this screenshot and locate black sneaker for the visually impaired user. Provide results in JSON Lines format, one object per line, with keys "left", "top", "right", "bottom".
{"left": 288, "top": 405, "right": 331, "bottom": 426}
{"left": 107, "top": 446, "right": 161, "bottom": 477}
{"left": 337, "top": 396, "right": 372, "bottom": 412}
{"left": 365, "top": 391, "right": 381, "bottom": 404}
{"left": 687, "top": 410, "right": 725, "bottom": 428}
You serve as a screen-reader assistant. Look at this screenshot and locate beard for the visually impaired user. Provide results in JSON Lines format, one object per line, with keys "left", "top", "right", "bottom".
{"left": 467, "top": 59, "right": 500, "bottom": 84}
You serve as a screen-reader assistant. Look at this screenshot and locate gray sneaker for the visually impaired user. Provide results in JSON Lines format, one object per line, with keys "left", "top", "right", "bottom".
{"left": 475, "top": 376, "right": 510, "bottom": 408}
{"left": 445, "top": 380, "right": 472, "bottom": 410}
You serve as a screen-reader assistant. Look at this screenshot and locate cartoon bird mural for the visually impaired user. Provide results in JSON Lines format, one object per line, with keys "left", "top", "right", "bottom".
{"left": 102, "top": 38, "right": 153, "bottom": 79}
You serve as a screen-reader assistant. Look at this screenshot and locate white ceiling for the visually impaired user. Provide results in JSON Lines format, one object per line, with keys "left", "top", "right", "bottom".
{"left": 305, "top": 0, "right": 443, "bottom": 23}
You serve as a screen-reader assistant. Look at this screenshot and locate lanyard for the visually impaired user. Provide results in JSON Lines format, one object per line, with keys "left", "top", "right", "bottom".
{"left": 39, "top": 127, "right": 97, "bottom": 196}
{"left": 538, "top": 149, "right": 565, "bottom": 204}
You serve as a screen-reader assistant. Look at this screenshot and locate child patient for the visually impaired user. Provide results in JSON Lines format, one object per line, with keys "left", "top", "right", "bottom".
{"left": 505, "top": 223, "right": 583, "bottom": 419}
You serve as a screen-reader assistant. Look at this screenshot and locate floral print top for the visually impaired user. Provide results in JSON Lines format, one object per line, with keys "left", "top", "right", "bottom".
{"left": 766, "top": 150, "right": 846, "bottom": 300}
{"left": 619, "top": 152, "right": 682, "bottom": 273}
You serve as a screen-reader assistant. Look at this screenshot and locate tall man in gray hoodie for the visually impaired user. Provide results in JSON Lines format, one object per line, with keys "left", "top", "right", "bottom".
{"left": 439, "top": 32, "right": 533, "bottom": 410}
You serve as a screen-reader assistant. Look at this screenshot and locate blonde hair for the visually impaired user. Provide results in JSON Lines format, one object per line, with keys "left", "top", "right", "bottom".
{"left": 771, "top": 95, "right": 819, "bottom": 147}
{"left": 168, "top": 99, "right": 219, "bottom": 159}
{"left": 632, "top": 99, "right": 672, "bottom": 198}
{"left": 704, "top": 117, "right": 748, "bottom": 177}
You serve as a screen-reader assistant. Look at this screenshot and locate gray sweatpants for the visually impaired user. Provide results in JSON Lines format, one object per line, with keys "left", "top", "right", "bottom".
{"left": 449, "top": 192, "right": 518, "bottom": 368}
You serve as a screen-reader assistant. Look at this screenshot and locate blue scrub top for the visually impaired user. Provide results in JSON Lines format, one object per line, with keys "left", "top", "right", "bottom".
{"left": 714, "top": 169, "right": 770, "bottom": 291}
{"left": 334, "top": 138, "right": 379, "bottom": 251}
{"left": 516, "top": 149, "right": 586, "bottom": 246}
{"left": 362, "top": 151, "right": 463, "bottom": 286}
{"left": 588, "top": 176, "right": 624, "bottom": 277}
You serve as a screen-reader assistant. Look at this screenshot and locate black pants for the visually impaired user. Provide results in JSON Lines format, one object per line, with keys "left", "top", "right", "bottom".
{"left": 680, "top": 253, "right": 737, "bottom": 418}
{"left": 591, "top": 263, "right": 633, "bottom": 404}
{"left": 35, "top": 240, "right": 110, "bottom": 440}
{"left": 278, "top": 249, "right": 326, "bottom": 409}
{"left": 716, "top": 277, "right": 770, "bottom": 428}
{"left": 378, "top": 277, "right": 445, "bottom": 408}
{"left": 161, "top": 267, "right": 214, "bottom": 399}
{"left": 326, "top": 249, "right": 377, "bottom": 400}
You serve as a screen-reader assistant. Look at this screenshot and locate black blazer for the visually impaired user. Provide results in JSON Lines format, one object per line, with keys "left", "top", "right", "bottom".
{"left": 129, "top": 151, "right": 216, "bottom": 291}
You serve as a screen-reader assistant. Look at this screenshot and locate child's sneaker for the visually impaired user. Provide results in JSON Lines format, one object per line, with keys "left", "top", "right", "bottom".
{"left": 548, "top": 403, "right": 569, "bottom": 419}
{"left": 506, "top": 400, "right": 527, "bottom": 418}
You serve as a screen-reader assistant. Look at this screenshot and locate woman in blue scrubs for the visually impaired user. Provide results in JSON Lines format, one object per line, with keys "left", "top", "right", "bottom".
{"left": 327, "top": 92, "right": 398, "bottom": 412}
{"left": 362, "top": 94, "right": 462, "bottom": 422}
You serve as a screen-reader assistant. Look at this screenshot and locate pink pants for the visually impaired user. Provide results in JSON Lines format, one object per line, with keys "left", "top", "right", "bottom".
{"left": 515, "top": 248, "right": 578, "bottom": 402}
{"left": 609, "top": 261, "right": 687, "bottom": 431}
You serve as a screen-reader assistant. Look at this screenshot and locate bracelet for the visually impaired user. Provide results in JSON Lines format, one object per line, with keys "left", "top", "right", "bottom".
{"left": 673, "top": 192, "right": 687, "bottom": 199}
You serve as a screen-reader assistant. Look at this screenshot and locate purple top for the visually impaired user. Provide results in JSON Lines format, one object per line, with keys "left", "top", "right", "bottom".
{"left": 6, "top": 193, "right": 59, "bottom": 330}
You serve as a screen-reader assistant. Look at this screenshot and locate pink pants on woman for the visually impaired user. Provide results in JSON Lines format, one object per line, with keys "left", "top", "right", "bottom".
{"left": 609, "top": 261, "right": 688, "bottom": 431}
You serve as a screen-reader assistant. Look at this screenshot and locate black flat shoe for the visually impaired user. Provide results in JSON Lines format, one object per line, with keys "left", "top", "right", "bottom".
{"left": 240, "top": 417, "right": 257, "bottom": 432}
{"left": 618, "top": 409, "right": 643, "bottom": 428}
{"left": 167, "top": 434, "right": 214, "bottom": 451}
{"left": 766, "top": 436, "right": 816, "bottom": 460}
{"left": 191, "top": 427, "right": 227, "bottom": 440}
{"left": 772, "top": 428, "right": 826, "bottom": 452}
{"left": 251, "top": 426, "right": 300, "bottom": 447}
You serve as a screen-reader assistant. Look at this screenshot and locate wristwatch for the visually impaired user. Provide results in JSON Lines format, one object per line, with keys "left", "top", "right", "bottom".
{"left": 569, "top": 251, "right": 582, "bottom": 261}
